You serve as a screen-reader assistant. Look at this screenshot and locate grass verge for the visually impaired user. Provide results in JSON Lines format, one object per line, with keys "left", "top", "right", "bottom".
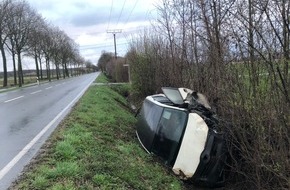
{"left": 11, "top": 76, "right": 184, "bottom": 189}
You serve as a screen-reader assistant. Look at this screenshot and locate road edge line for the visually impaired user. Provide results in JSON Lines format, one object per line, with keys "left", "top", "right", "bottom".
{"left": 0, "top": 75, "right": 96, "bottom": 180}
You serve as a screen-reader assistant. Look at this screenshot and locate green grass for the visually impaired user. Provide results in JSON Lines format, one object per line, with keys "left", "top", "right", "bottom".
{"left": 12, "top": 76, "right": 184, "bottom": 189}
{"left": 95, "top": 73, "right": 110, "bottom": 83}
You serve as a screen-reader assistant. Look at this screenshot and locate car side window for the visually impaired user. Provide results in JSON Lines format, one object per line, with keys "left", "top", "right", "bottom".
{"left": 143, "top": 100, "right": 163, "bottom": 131}
{"left": 159, "top": 110, "right": 185, "bottom": 142}
{"left": 152, "top": 108, "right": 187, "bottom": 166}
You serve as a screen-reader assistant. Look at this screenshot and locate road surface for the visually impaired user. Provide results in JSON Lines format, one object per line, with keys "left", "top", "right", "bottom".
{"left": 0, "top": 72, "right": 99, "bottom": 189}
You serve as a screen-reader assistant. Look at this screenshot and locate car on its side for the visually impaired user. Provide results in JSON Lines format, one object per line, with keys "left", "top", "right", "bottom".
{"left": 135, "top": 87, "right": 226, "bottom": 187}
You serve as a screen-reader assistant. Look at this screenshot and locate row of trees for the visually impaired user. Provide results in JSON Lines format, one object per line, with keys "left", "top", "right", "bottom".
{"left": 120, "top": 0, "right": 288, "bottom": 189}
{"left": 0, "top": 0, "right": 91, "bottom": 87}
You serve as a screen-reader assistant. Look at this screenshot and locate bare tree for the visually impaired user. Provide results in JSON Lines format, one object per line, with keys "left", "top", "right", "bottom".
{"left": 0, "top": 0, "right": 12, "bottom": 87}
{"left": 0, "top": 0, "right": 86, "bottom": 87}
{"left": 59, "top": 33, "right": 77, "bottom": 78}
{"left": 127, "top": 0, "right": 289, "bottom": 189}
{"left": 6, "top": 1, "right": 38, "bottom": 87}
{"left": 25, "top": 14, "right": 48, "bottom": 81}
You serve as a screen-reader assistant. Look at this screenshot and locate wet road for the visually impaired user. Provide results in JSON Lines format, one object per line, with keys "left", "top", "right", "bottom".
{"left": 0, "top": 72, "right": 99, "bottom": 189}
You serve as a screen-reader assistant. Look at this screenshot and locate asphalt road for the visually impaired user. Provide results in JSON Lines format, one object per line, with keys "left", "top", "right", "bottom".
{"left": 0, "top": 72, "right": 99, "bottom": 189}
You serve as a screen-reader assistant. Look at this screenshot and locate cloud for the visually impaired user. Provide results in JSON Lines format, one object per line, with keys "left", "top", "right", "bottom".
{"left": 0, "top": 0, "right": 159, "bottom": 71}
{"left": 71, "top": 14, "right": 99, "bottom": 27}
{"left": 29, "top": 0, "right": 158, "bottom": 27}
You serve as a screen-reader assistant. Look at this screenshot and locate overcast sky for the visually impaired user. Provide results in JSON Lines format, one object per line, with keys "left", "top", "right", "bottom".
{"left": 28, "top": 0, "right": 159, "bottom": 62}
{"left": 0, "top": 0, "right": 159, "bottom": 71}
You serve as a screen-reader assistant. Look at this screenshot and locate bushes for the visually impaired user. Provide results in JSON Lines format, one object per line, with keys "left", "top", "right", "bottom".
{"left": 97, "top": 1, "right": 290, "bottom": 188}
{"left": 124, "top": 1, "right": 290, "bottom": 189}
{"left": 127, "top": 41, "right": 290, "bottom": 189}
{"left": 99, "top": 53, "right": 129, "bottom": 83}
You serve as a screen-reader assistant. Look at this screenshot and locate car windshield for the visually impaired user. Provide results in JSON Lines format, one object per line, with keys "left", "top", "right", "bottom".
{"left": 161, "top": 87, "right": 184, "bottom": 105}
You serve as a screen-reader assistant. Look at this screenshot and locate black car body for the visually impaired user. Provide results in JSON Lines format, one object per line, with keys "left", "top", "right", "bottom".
{"left": 136, "top": 87, "right": 226, "bottom": 187}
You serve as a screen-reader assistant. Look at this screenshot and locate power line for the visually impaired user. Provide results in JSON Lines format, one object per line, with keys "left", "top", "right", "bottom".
{"left": 116, "top": 0, "right": 127, "bottom": 27}
{"left": 124, "top": 0, "right": 139, "bottom": 26}
{"left": 107, "top": 0, "right": 114, "bottom": 30}
{"left": 79, "top": 42, "right": 128, "bottom": 50}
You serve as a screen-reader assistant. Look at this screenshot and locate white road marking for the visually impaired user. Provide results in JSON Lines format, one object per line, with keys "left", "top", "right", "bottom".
{"left": 0, "top": 77, "right": 95, "bottom": 180}
{"left": 45, "top": 86, "right": 52, "bottom": 90}
{"left": 30, "top": 90, "right": 42, "bottom": 95}
{"left": 55, "top": 84, "right": 61, "bottom": 87}
{"left": 4, "top": 96, "right": 24, "bottom": 103}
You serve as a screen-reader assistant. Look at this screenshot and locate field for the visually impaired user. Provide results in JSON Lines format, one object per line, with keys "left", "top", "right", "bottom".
{"left": 0, "top": 76, "right": 37, "bottom": 87}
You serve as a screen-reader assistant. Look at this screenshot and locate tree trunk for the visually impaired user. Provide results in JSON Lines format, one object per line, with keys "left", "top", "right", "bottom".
{"left": 46, "top": 59, "right": 51, "bottom": 82}
{"left": 12, "top": 52, "right": 17, "bottom": 85}
{"left": 65, "top": 63, "right": 69, "bottom": 77}
{"left": 62, "top": 65, "right": 66, "bottom": 79}
{"left": 56, "top": 65, "right": 59, "bottom": 80}
{"left": 34, "top": 53, "right": 39, "bottom": 79}
{"left": 39, "top": 58, "right": 43, "bottom": 79}
{"left": 20, "top": 62, "right": 24, "bottom": 84}
{"left": 0, "top": 46, "right": 8, "bottom": 87}
{"left": 17, "top": 52, "right": 22, "bottom": 87}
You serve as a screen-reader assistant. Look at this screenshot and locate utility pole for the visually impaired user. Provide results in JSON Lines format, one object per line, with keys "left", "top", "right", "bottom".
{"left": 107, "top": 29, "right": 122, "bottom": 59}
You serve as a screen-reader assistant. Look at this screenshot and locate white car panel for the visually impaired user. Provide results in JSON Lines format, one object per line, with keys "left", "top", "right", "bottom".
{"left": 172, "top": 113, "right": 209, "bottom": 179}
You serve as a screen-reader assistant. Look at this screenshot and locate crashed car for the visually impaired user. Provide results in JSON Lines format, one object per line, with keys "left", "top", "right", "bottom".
{"left": 135, "top": 87, "right": 226, "bottom": 187}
